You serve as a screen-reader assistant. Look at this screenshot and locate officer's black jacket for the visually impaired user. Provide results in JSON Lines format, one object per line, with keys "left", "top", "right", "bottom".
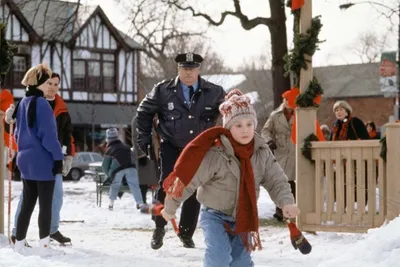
{"left": 136, "top": 76, "right": 225, "bottom": 149}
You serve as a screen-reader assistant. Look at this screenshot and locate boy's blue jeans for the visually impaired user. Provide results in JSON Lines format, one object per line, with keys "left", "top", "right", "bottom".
{"left": 200, "top": 208, "right": 254, "bottom": 267}
{"left": 109, "top": 167, "right": 143, "bottom": 204}
{"left": 13, "top": 174, "right": 63, "bottom": 236}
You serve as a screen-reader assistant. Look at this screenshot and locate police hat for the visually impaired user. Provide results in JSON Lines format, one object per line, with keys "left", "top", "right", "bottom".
{"left": 175, "top": 53, "right": 203, "bottom": 68}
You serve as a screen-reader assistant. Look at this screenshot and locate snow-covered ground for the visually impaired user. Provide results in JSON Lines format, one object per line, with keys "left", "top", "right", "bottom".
{"left": 1, "top": 178, "right": 400, "bottom": 267}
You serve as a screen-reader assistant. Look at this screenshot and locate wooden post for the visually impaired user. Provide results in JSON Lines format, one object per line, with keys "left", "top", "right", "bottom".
{"left": 0, "top": 111, "right": 5, "bottom": 234}
{"left": 295, "top": 0, "right": 316, "bottom": 229}
{"left": 384, "top": 122, "right": 400, "bottom": 221}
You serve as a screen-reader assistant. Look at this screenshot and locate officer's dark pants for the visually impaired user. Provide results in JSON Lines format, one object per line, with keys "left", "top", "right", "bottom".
{"left": 154, "top": 142, "right": 201, "bottom": 238}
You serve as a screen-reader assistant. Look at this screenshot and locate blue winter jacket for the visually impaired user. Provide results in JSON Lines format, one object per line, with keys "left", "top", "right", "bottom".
{"left": 15, "top": 96, "right": 64, "bottom": 181}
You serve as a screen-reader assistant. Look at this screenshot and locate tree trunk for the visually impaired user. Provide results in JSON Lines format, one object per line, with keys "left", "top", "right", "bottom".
{"left": 269, "top": 0, "right": 291, "bottom": 109}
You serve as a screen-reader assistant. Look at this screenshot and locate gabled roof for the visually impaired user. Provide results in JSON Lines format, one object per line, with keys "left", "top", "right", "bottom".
{"left": 315, "top": 62, "right": 380, "bottom": 98}
{"left": 13, "top": 0, "right": 142, "bottom": 50}
{"left": 15, "top": 0, "right": 78, "bottom": 42}
{"left": 68, "top": 5, "right": 143, "bottom": 50}
{"left": 2, "top": 0, "right": 40, "bottom": 41}
{"left": 234, "top": 63, "right": 382, "bottom": 99}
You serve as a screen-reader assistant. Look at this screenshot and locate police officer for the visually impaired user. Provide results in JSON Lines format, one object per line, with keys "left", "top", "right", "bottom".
{"left": 136, "top": 52, "right": 225, "bottom": 250}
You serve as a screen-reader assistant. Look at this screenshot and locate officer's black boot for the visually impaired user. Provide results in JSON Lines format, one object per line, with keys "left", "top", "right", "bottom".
{"left": 179, "top": 235, "right": 195, "bottom": 248}
{"left": 151, "top": 227, "right": 165, "bottom": 250}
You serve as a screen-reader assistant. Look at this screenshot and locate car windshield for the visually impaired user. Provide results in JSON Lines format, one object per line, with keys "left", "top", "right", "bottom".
{"left": 91, "top": 153, "right": 103, "bottom": 161}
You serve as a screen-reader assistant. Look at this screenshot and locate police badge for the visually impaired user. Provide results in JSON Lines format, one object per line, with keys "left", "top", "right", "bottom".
{"left": 168, "top": 102, "right": 174, "bottom": 110}
{"left": 186, "top": 53, "right": 193, "bottom": 62}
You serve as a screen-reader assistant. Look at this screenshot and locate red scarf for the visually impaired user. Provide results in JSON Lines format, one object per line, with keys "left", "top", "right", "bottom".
{"left": 368, "top": 130, "right": 377, "bottom": 139}
{"left": 163, "top": 126, "right": 262, "bottom": 251}
{"left": 332, "top": 116, "right": 353, "bottom": 141}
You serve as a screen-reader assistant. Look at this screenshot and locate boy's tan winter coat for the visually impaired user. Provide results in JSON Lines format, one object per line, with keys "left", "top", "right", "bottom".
{"left": 261, "top": 105, "right": 295, "bottom": 181}
{"left": 163, "top": 134, "right": 295, "bottom": 218}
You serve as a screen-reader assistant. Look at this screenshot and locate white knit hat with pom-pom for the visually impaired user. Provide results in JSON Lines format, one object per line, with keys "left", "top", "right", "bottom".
{"left": 219, "top": 89, "right": 257, "bottom": 129}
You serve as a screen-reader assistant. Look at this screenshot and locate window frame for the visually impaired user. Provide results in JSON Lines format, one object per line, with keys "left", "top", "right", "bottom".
{"left": 71, "top": 51, "right": 116, "bottom": 93}
{"left": 4, "top": 54, "right": 30, "bottom": 89}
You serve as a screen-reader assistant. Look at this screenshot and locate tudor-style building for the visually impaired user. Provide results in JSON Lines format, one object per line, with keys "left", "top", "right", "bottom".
{"left": 0, "top": 0, "right": 143, "bottom": 151}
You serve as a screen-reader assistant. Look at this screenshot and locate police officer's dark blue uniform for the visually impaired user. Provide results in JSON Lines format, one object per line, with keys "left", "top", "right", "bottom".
{"left": 135, "top": 53, "right": 225, "bottom": 249}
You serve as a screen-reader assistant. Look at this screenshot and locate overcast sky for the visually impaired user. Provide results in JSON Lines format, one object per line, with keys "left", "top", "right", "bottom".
{"left": 82, "top": 0, "right": 399, "bottom": 70}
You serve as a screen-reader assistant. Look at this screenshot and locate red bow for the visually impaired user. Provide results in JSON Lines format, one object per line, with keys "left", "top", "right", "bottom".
{"left": 292, "top": 0, "right": 305, "bottom": 10}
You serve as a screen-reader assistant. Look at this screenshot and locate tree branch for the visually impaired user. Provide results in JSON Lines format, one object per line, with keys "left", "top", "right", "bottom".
{"left": 165, "top": 0, "right": 273, "bottom": 30}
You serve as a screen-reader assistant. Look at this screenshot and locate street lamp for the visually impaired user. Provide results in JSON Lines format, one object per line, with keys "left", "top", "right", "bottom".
{"left": 339, "top": 1, "right": 400, "bottom": 121}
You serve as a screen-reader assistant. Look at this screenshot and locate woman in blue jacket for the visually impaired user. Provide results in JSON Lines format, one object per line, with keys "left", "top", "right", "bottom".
{"left": 12, "top": 64, "right": 64, "bottom": 254}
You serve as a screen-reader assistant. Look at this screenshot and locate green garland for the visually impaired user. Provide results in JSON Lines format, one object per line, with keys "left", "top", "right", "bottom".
{"left": 284, "top": 16, "right": 324, "bottom": 84}
{"left": 296, "top": 77, "right": 324, "bottom": 107}
{"left": 285, "top": 1, "right": 324, "bottom": 161}
{"left": 379, "top": 136, "right": 387, "bottom": 162}
{"left": 302, "top": 133, "right": 319, "bottom": 162}
{"left": 0, "top": 23, "right": 14, "bottom": 77}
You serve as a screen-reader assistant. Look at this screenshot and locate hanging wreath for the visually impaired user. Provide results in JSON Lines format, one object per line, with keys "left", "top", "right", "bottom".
{"left": 302, "top": 133, "right": 319, "bottom": 162}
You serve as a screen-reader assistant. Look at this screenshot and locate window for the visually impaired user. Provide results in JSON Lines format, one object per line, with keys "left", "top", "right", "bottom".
{"left": 72, "top": 50, "right": 116, "bottom": 92}
{"left": 79, "top": 154, "right": 92, "bottom": 163}
{"left": 91, "top": 153, "right": 103, "bottom": 162}
{"left": 3, "top": 55, "right": 28, "bottom": 88}
{"left": 13, "top": 56, "right": 27, "bottom": 87}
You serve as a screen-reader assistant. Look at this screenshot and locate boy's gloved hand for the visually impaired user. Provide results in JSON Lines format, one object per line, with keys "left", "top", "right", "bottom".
{"left": 282, "top": 204, "right": 300, "bottom": 219}
{"left": 5, "top": 104, "right": 15, "bottom": 124}
{"left": 161, "top": 209, "right": 176, "bottom": 221}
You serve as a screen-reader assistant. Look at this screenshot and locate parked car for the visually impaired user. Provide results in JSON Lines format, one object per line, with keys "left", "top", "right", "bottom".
{"left": 67, "top": 152, "right": 103, "bottom": 181}
{"left": 84, "top": 161, "right": 107, "bottom": 182}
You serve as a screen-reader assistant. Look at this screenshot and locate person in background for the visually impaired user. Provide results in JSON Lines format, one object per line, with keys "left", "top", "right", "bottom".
{"left": 329, "top": 101, "right": 369, "bottom": 141}
{"left": 261, "top": 91, "right": 296, "bottom": 222}
{"left": 101, "top": 128, "right": 146, "bottom": 211}
{"left": 131, "top": 116, "right": 160, "bottom": 208}
{"left": 6, "top": 73, "right": 75, "bottom": 245}
{"left": 329, "top": 100, "right": 369, "bottom": 207}
{"left": 365, "top": 121, "right": 380, "bottom": 139}
{"left": 9, "top": 64, "right": 64, "bottom": 255}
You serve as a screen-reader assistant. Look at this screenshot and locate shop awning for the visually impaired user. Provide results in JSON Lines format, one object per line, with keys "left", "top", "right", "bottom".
{"left": 67, "top": 103, "right": 137, "bottom": 126}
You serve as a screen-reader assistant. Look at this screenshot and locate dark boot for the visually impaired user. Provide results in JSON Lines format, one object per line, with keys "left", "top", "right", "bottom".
{"left": 50, "top": 231, "right": 71, "bottom": 244}
{"left": 151, "top": 228, "right": 165, "bottom": 250}
{"left": 179, "top": 235, "right": 195, "bottom": 248}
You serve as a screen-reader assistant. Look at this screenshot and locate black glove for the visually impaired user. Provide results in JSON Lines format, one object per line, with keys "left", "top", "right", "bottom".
{"left": 138, "top": 157, "right": 147, "bottom": 166}
{"left": 267, "top": 140, "right": 277, "bottom": 150}
{"left": 53, "top": 160, "right": 63, "bottom": 176}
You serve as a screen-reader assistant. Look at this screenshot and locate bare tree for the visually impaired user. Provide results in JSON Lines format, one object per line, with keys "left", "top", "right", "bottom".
{"left": 11, "top": 0, "right": 85, "bottom": 41}
{"left": 138, "top": 34, "right": 232, "bottom": 79}
{"left": 117, "top": 0, "right": 230, "bottom": 78}
{"left": 164, "top": 0, "right": 291, "bottom": 108}
{"left": 237, "top": 52, "right": 272, "bottom": 72}
{"left": 350, "top": 31, "right": 391, "bottom": 63}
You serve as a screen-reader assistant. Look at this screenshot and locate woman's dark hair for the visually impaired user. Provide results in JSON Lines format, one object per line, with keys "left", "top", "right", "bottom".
{"left": 51, "top": 73, "right": 60, "bottom": 81}
{"left": 365, "top": 121, "right": 376, "bottom": 131}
